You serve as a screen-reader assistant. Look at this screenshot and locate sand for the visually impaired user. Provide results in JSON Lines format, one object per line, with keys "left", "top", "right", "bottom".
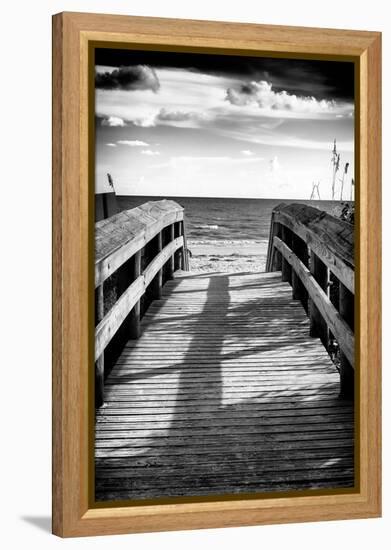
{"left": 187, "top": 240, "right": 268, "bottom": 273}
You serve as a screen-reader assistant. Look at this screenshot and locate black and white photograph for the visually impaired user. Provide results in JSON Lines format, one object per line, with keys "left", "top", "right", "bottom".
{"left": 94, "top": 47, "right": 355, "bottom": 503}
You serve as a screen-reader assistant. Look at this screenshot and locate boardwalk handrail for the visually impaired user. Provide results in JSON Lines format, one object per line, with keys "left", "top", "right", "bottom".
{"left": 266, "top": 203, "right": 355, "bottom": 398}
{"left": 95, "top": 199, "right": 189, "bottom": 405}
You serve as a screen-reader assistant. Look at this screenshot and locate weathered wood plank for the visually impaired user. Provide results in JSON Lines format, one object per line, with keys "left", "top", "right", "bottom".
{"left": 99, "top": 403, "right": 351, "bottom": 414}
{"left": 339, "top": 282, "right": 355, "bottom": 398}
{"left": 129, "top": 250, "right": 141, "bottom": 339}
{"left": 97, "top": 457, "right": 355, "bottom": 480}
{"left": 96, "top": 432, "right": 354, "bottom": 450}
{"left": 150, "top": 231, "right": 163, "bottom": 299}
{"left": 95, "top": 284, "right": 105, "bottom": 407}
{"left": 96, "top": 466, "right": 355, "bottom": 490}
{"left": 269, "top": 203, "right": 354, "bottom": 292}
{"left": 102, "top": 391, "right": 343, "bottom": 404}
{"left": 95, "top": 200, "right": 184, "bottom": 287}
{"left": 96, "top": 449, "right": 353, "bottom": 467}
{"left": 309, "top": 251, "right": 329, "bottom": 347}
{"left": 96, "top": 439, "right": 354, "bottom": 459}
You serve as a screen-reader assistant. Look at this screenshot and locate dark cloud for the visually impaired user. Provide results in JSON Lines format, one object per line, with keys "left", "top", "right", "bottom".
{"left": 226, "top": 82, "right": 262, "bottom": 105}
{"left": 225, "top": 80, "right": 338, "bottom": 114}
{"left": 95, "top": 49, "right": 354, "bottom": 101}
{"left": 95, "top": 65, "right": 160, "bottom": 92}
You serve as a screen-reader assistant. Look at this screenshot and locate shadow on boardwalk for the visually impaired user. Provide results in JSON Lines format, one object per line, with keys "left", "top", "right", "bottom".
{"left": 95, "top": 271, "right": 354, "bottom": 502}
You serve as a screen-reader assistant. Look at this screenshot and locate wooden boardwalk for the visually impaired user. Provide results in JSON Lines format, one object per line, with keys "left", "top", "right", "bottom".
{"left": 95, "top": 271, "right": 354, "bottom": 502}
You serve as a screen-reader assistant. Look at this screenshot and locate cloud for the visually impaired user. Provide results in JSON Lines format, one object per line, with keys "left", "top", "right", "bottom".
{"left": 241, "top": 150, "right": 254, "bottom": 156}
{"left": 226, "top": 80, "right": 337, "bottom": 114}
{"left": 117, "top": 140, "right": 149, "bottom": 147}
{"left": 133, "top": 113, "right": 158, "bottom": 128}
{"left": 133, "top": 108, "right": 207, "bottom": 128}
{"left": 95, "top": 65, "right": 160, "bottom": 92}
{"left": 141, "top": 150, "right": 160, "bottom": 156}
{"left": 101, "top": 116, "right": 126, "bottom": 127}
{"left": 156, "top": 108, "right": 197, "bottom": 122}
{"left": 106, "top": 143, "right": 117, "bottom": 147}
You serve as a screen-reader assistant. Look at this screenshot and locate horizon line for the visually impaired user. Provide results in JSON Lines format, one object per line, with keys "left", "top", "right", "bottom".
{"left": 98, "top": 192, "right": 352, "bottom": 202}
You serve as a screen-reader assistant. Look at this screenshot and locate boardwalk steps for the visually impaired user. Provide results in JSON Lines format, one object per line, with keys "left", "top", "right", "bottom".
{"left": 95, "top": 271, "right": 354, "bottom": 501}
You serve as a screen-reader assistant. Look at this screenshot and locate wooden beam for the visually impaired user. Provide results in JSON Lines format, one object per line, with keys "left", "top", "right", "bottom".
{"left": 265, "top": 212, "right": 276, "bottom": 272}
{"left": 179, "top": 221, "right": 184, "bottom": 271}
{"left": 274, "top": 236, "right": 354, "bottom": 367}
{"left": 272, "top": 223, "right": 283, "bottom": 272}
{"left": 151, "top": 232, "right": 163, "bottom": 300}
{"left": 129, "top": 250, "right": 141, "bottom": 339}
{"left": 309, "top": 252, "right": 329, "bottom": 348}
{"left": 95, "top": 284, "right": 105, "bottom": 407}
{"left": 168, "top": 224, "right": 175, "bottom": 279}
{"left": 174, "top": 222, "right": 184, "bottom": 271}
{"left": 281, "top": 226, "right": 292, "bottom": 284}
{"left": 182, "top": 219, "right": 190, "bottom": 271}
{"left": 339, "top": 282, "right": 355, "bottom": 398}
{"left": 266, "top": 217, "right": 282, "bottom": 272}
{"left": 292, "top": 234, "right": 308, "bottom": 311}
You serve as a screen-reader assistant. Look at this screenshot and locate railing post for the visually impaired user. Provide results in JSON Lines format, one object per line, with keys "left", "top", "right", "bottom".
{"left": 271, "top": 222, "right": 282, "bottom": 271}
{"left": 129, "top": 250, "right": 141, "bottom": 339}
{"left": 95, "top": 284, "right": 104, "bottom": 407}
{"left": 151, "top": 232, "right": 163, "bottom": 300}
{"left": 292, "top": 235, "right": 309, "bottom": 311}
{"left": 174, "top": 221, "right": 183, "bottom": 271}
{"left": 168, "top": 224, "right": 175, "bottom": 279}
{"left": 179, "top": 221, "right": 184, "bottom": 270}
{"left": 182, "top": 219, "right": 190, "bottom": 271}
{"left": 309, "top": 252, "right": 329, "bottom": 348}
{"left": 281, "top": 225, "right": 292, "bottom": 283}
{"left": 339, "top": 282, "right": 354, "bottom": 399}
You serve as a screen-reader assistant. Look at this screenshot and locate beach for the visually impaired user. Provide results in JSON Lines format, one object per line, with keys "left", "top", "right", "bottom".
{"left": 187, "top": 240, "right": 268, "bottom": 273}
{"left": 117, "top": 195, "right": 349, "bottom": 274}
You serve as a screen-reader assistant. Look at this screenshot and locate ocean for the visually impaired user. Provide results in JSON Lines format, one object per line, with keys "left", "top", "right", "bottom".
{"left": 116, "top": 196, "right": 348, "bottom": 243}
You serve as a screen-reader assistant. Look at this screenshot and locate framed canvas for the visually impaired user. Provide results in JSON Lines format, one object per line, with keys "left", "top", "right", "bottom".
{"left": 52, "top": 12, "right": 381, "bottom": 537}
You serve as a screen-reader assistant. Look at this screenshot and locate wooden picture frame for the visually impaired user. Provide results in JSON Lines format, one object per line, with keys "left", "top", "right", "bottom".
{"left": 52, "top": 12, "right": 381, "bottom": 537}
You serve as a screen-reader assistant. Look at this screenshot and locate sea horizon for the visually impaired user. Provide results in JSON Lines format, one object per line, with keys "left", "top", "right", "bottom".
{"left": 116, "top": 195, "right": 350, "bottom": 244}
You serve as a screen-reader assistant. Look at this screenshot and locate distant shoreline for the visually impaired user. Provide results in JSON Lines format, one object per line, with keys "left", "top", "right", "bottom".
{"left": 114, "top": 195, "right": 353, "bottom": 273}
{"left": 188, "top": 239, "right": 268, "bottom": 273}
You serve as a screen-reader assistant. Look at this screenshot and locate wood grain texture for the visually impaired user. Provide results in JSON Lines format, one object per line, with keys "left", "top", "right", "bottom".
{"left": 95, "top": 272, "right": 354, "bottom": 501}
{"left": 95, "top": 237, "right": 184, "bottom": 358}
{"left": 52, "top": 11, "right": 381, "bottom": 537}
{"left": 52, "top": 12, "right": 63, "bottom": 536}
{"left": 273, "top": 237, "right": 354, "bottom": 366}
{"left": 267, "top": 203, "right": 354, "bottom": 292}
{"left": 95, "top": 200, "right": 183, "bottom": 287}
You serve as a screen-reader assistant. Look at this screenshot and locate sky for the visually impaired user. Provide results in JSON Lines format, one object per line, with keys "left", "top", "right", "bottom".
{"left": 95, "top": 49, "right": 355, "bottom": 200}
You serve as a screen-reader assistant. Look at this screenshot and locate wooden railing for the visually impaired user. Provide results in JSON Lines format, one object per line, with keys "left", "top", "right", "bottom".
{"left": 266, "top": 203, "right": 354, "bottom": 398}
{"left": 95, "top": 199, "right": 189, "bottom": 406}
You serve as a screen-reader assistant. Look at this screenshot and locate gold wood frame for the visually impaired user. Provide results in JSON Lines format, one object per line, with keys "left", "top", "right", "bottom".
{"left": 52, "top": 11, "right": 381, "bottom": 537}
